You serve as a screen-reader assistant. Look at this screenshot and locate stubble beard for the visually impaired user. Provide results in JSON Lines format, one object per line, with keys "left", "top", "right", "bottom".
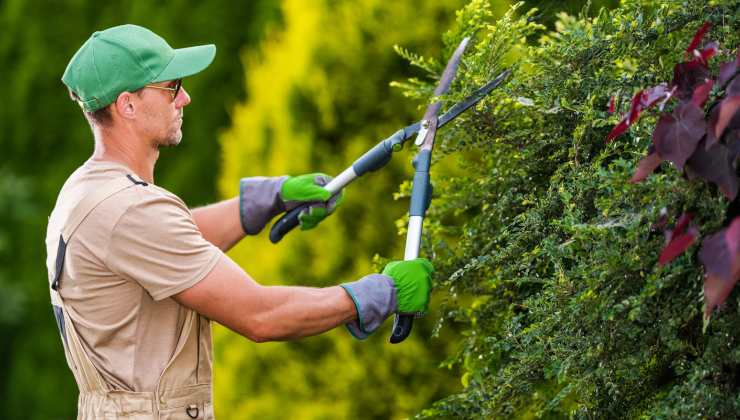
{"left": 156, "top": 127, "right": 183, "bottom": 148}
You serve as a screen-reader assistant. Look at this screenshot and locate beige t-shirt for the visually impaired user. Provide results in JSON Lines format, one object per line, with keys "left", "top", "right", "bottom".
{"left": 45, "top": 159, "right": 222, "bottom": 391}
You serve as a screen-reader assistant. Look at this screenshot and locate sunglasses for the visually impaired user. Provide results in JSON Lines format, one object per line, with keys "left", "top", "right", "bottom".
{"left": 144, "top": 79, "right": 182, "bottom": 101}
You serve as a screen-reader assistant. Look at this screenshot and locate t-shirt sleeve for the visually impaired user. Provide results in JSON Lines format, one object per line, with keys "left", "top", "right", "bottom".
{"left": 106, "top": 190, "right": 223, "bottom": 301}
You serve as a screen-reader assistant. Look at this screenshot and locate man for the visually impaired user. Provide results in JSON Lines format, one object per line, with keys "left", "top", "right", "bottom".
{"left": 46, "top": 24, "right": 433, "bottom": 419}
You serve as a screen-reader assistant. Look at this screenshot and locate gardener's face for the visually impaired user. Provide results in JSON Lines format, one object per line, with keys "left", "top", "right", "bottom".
{"left": 137, "top": 80, "right": 191, "bottom": 148}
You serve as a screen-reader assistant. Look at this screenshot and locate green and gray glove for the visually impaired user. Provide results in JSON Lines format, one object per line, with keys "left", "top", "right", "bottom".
{"left": 239, "top": 173, "right": 344, "bottom": 235}
{"left": 340, "top": 258, "right": 434, "bottom": 340}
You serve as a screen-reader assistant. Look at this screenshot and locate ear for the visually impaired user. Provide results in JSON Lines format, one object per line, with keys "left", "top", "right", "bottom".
{"left": 113, "top": 92, "right": 138, "bottom": 120}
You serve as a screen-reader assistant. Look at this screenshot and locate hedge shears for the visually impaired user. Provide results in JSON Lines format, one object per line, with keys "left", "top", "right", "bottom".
{"left": 269, "top": 37, "right": 510, "bottom": 343}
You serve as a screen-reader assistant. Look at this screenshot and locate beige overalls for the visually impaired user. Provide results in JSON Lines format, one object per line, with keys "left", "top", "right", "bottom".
{"left": 49, "top": 175, "right": 215, "bottom": 419}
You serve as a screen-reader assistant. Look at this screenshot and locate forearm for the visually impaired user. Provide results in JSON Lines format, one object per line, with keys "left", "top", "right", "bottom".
{"left": 246, "top": 285, "right": 356, "bottom": 341}
{"left": 191, "top": 197, "right": 245, "bottom": 251}
{"left": 174, "top": 255, "right": 358, "bottom": 342}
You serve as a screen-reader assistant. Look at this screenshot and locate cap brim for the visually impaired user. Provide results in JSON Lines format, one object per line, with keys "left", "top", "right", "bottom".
{"left": 152, "top": 44, "right": 216, "bottom": 82}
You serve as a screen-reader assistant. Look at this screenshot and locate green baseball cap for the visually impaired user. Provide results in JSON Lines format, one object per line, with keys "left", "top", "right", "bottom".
{"left": 62, "top": 24, "right": 216, "bottom": 112}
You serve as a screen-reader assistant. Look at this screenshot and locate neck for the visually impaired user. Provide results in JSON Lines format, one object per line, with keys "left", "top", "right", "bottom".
{"left": 91, "top": 125, "right": 158, "bottom": 183}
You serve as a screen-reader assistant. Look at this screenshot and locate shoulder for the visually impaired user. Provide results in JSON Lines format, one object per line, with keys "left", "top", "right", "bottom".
{"left": 115, "top": 182, "right": 189, "bottom": 216}
{"left": 66, "top": 177, "right": 193, "bottom": 247}
{"left": 99, "top": 181, "right": 195, "bottom": 241}
{"left": 106, "top": 178, "right": 202, "bottom": 239}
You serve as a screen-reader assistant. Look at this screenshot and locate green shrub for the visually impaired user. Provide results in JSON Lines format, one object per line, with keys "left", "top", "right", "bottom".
{"left": 390, "top": 1, "right": 740, "bottom": 418}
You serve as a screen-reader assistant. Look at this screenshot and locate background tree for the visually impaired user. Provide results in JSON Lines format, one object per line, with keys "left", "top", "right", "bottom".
{"left": 216, "top": 0, "right": 481, "bottom": 418}
{"left": 0, "top": 1, "right": 279, "bottom": 417}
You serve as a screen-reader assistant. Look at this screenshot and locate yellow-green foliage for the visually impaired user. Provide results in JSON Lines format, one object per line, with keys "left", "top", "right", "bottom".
{"left": 215, "top": 0, "right": 518, "bottom": 418}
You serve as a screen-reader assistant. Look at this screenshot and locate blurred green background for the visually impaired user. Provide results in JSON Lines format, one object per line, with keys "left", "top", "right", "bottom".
{"left": 0, "top": 1, "right": 617, "bottom": 418}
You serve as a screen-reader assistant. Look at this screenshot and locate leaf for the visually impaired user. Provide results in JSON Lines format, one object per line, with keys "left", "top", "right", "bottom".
{"left": 691, "top": 79, "right": 713, "bottom": 107}
{"left": 719, "top": 62, "right": 738, "bottom": 89}
{"left": 606, "top": 119, "right": 630, "bottom": 143}
{"left": 641, "top": 84, "right": 672, "bottom": 108}
{"left": 705, "top": 105, "right": 721, "bottom": 149}
{"left": 630, "top": 151, "right": 663, "bottom": 183}
{"left": 606, "top": 86, "right": 671, "bottom": 143}
{"left": 659, "top": 230, "right": 698, "bottom": 266}
{"left": 727, "top": 217, "right": 740, "bottom": 257}
{"left": 700, "top": 224, "right": 738, "bottom": 281}
{"left": 703, "top": 273, "right": 738, "bottom": 319}
{"left": 685, "top": 22, "right": 711, "bottom": 58}
{"left": 729, "top": 76, "right": 740, "bottom": 97}
{"left": 658, "top": 214, "right": 698, "bottom": 266}
{"left": 652, "top": 102, "right": 707, "bottom": 170}
{"left": 715, "top": 95, "right": 740, "bottom": 139}
{"left": 672, "top": 60, "right": 711, "bottom": 100}
{"left": 627, "top": 90, "right": 645, "bottom": 123}
{"left": 686, "top": 139, "right": 739, "bottom": 200}
{"left": 727, "top": 130, "right": 740, "bottom": 162}
{"left": 718, "top": 49, "right": 740, "bottom": 87}
{"left": 674, "top": 212, "right": 693, "bottom": 235}
{"left": 692, "top": 41, "right": 718, "bottom": 65}
{"left": 700, "top": 220, "right": 740, "bottom": 318}
{"left": 608, "top": 95, "right": 615, "bottom": 114}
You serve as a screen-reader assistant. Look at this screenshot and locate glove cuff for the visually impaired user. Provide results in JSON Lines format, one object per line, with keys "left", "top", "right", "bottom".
{"left": 340, "top": 274, "right": 397, "bottom": 340}
{"left": 239, "top": 176, "right": 289, "bottom": 235}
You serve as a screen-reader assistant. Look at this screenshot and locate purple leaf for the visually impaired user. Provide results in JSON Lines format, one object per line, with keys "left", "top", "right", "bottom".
{"left": 672, "top": 60, "right": 711, "bottom": 101}
{"left": 718, "top": 58, "right": 738, "bottom": 88}
{"left": 704, "top": 273, "right": 738, "bottom": 319}
{"left": 729, "top": 77, "right": 740, "bottom": 97}
{"left": 727, "top": 130, "right": 740, "bottom": 162}
{"left": 686, "top": 139, "right": 739, "bottom": 200}
{"left": 630, "top": 151, "right": 663, "bottom": 183}
{"left": 641, "top": 84, "right": 672, "bottom": 108}
{"left": 715, "top": 95, "right": 740, "bottom": 139}
{"left": 693, "top": 41, "right": 718, "bottom": 65}
{"left": 706, "top": 105, "right": 721, "bottom": 149}
{"left": 700, "top": 221, "right": 740, "bottom": 318}
{"left": 606, "top": 87, "right": 672, "bottom": 143}
{"left": 652, "top": 102, "right": 707, "bottom": 170}
{"left": 606, "top": 119, "right": 630, "bottom": 143}
{"left": 674, "top": 212, "right": 694, "bottom": 236}
{"left": 685, "top": 22, "right": 712, "bottom": 58}
{"left": 691, "top": 79, "right": 713, "bottom": 107}
{"left": 606, "top": 92, "right": 642, "bottom": 142}
{"left": 608, "top": 95, "right": 616, "bottom": 114}
{"left": 627, "top": 90, "right": 644, "bottom": 123}
{"left": 659, "top": 226, "right": 698, "bottom": 266}
{"left": 727, "top": 217, "right": 740, "bottom": 257}
{"left": 700, "top": 224, "right": 739, "bottom": 283}
{"left": 718, "top": 49, "right": 740, "bottom": 88}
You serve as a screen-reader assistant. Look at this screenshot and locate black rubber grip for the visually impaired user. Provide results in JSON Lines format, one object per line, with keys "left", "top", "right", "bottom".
{"left": 389, "top": 314, "right": 413, "bottom": 344}
{"left": 269, "top": 204, "right": 309, "bottom": 243}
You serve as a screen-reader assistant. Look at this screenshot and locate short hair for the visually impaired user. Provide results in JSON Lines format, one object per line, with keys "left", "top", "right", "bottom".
{"left": 68, "top": 89, "right": 113, "bottom": 126}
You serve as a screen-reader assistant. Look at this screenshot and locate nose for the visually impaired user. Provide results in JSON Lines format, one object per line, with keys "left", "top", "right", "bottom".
{"left": 175, "top": 87, "right": 191, "bottom": 108}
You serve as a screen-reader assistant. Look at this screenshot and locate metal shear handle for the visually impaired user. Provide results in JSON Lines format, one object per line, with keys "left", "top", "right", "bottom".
{"left": 391, "top": 36, "right": 470, "bottom": 344}
{"left": 266, "top": 39, "right": 513, "bottom": 346}
{"left": 268, "top": 69, "right": 511, "bottom": 244}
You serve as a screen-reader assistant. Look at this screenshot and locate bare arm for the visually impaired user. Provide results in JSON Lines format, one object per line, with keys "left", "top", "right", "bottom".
{"left": 191, "top": 197, "right": 245, "bottom": 252}
{"left": 173, "top": 253, "right": 357, "bottom": 342}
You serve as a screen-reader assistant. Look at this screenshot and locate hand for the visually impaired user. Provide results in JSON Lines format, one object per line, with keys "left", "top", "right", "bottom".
{"left": 280, "top": 173, "right": 344, "bottom": 230}
{"left": 339, "top": 258, "right": 434, "bottom": 340}
{"left": 382, "top": 258, "right": 434, "bottom": 315}
{"left": 238, "top": 173, "right": 344, "bottom": 235}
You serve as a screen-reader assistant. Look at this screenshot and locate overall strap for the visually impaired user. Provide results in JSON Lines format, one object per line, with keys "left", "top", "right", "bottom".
{"left": 50, "top": 174, "right": 148, "bottom": 394}
{"left": 51, "top": 174, "right": 148, "bottom": 291}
